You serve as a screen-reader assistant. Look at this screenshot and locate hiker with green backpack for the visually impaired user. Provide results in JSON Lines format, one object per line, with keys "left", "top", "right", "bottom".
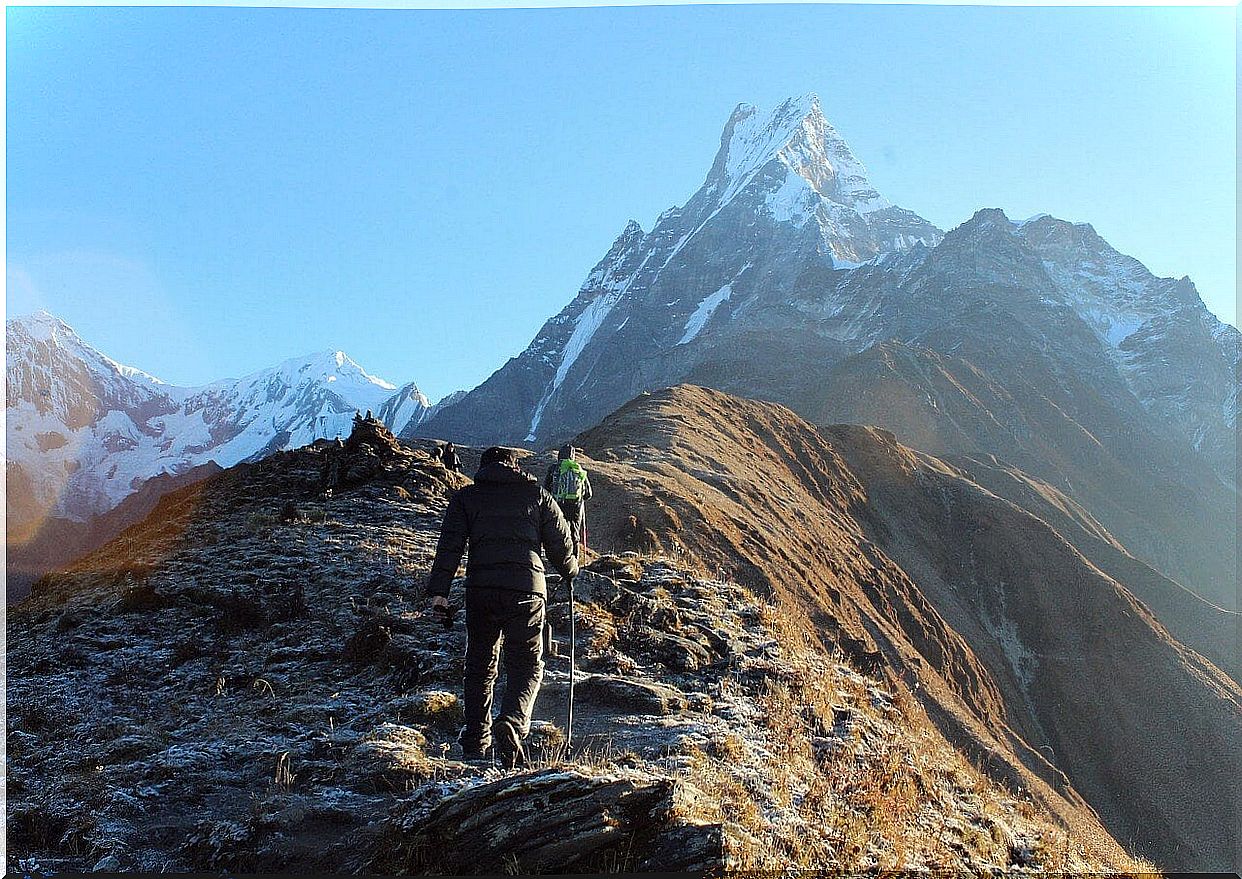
{"left": 545, "top": 444, "right": 593, "bottom": 562}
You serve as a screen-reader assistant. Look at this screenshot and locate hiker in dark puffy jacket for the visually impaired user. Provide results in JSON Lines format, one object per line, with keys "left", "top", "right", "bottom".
{"left": 427, "top": 446, "right": 578, "bottom": 766}
{"left": 544, "top": 444, "right": 593, "bottom": 561}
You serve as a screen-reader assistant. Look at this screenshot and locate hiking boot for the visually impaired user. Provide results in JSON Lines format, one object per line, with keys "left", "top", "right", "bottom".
{"left": 461, "top": 747, "right": 494, "bottom": 767}
{"left": 493, "top": 719, "right": 528, "bottom": 770}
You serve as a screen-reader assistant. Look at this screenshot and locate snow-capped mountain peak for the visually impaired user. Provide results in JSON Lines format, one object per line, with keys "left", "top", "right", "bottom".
{"left": 9, "top": 309, "right": 167, "bottom": 387}
{"left": 226, "top": 349, "right": 398, "bottom": 411}
{"left": 6, "top": 311, "right": 172, "bottom": 428}
{"left": 421, "top": 95, "right": 945, "bottom": 448}
{"left": 706, "top": 94, "right": 890, "bottom": 217}
{"left": 6, "top": 312, "right": 429, "bottom": 527}
{"left": 11, "top": 308, "right": 78, "bottom": 343}
{"left": 377, "top": 381, "right": 433, "bottom": 436}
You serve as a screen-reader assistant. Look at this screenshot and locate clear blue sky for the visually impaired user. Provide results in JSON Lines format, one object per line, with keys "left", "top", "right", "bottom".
{"left": 7, "top": 4, "right": 1236, "bottom": 400}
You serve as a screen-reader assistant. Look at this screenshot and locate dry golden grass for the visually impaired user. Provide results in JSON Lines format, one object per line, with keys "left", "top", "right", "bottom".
{"left": 697, "top": 592, "right": 1160, "bottom": 874}
{"left": 573, "top": 601, "right": 620, "bottom": 653}
{"left": 679, "top": 743, "right": 787, "bottom": 870}
{"left": 404, "top": 690, "right": 465, "bottom": 732}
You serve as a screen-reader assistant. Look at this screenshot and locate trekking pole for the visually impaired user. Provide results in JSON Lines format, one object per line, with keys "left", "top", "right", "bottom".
{"left": 566, "top": 575, "right": 576, "bottom": 751}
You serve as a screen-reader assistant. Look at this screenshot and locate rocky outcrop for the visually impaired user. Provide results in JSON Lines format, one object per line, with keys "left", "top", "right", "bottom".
{"left": 576, "top": 675, "right": 689, "bottom": 715}
{"left": 372, "top": 769, "right": 722, "bottom": 874}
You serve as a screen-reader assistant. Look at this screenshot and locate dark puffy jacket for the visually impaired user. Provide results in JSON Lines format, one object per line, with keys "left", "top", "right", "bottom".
{"left": 426, "top": 462, "right": 579, "bottom": 598}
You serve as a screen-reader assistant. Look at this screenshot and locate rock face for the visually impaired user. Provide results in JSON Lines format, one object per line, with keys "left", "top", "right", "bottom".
{"left": 372, "top": 769, "right": 722, "bottom": 875}
{"left": 7, "top": 387, "right": 1236, "bottom": 873}
{"left": 415, "top": 97, "right": 1237, "bottom": 612}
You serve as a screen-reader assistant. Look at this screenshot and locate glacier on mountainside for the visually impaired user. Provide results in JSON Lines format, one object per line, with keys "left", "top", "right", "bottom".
{"left": 526, "top": 290, "right": 630, "bottom": 442}
{"left": 679, "top": 285, "right": 734, "bottom": 346}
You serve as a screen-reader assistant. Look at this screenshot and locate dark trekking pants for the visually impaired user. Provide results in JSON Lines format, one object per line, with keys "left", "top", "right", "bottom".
{"left": 461, "top": 588, "right": 545, "bottom": 752}
{"left": 557, "top": 499, "right": 585, "bottom": 560}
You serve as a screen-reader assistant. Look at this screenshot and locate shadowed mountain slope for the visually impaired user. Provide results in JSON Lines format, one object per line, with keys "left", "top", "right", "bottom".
{"left": 936, "top": 450, "right": 1239, "bottom": 682}
{"left": 5, "top": 462, "right": 223, "bottom": 604}
{"left": 794, "top": 304, "right": 1236, "bottom": 613}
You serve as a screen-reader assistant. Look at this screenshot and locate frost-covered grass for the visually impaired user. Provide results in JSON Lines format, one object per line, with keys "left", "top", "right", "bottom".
{"left": 648, "top": 591, "right": 1156, "bottom": 874}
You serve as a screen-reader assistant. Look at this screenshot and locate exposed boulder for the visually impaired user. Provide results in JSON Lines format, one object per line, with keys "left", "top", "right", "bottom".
{"left": 642, "top": 629, "right": 714, "bottom": 672}
{"left": 569, "top": 569, "right": 621, "bottom": 606}
{"left": 587, "top": 552, "right": 645, "bottom": 584}
{"left": 372, "top": 768, "right": 723, "bottom": 874}
{"left": 576, "top": 675, "right": 689, "bottom": 715}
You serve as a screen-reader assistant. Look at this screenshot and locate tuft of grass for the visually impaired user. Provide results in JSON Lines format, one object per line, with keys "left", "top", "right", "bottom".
{"left": 274, "top": 752, "right": 295, "bottom": 789}
{"left": 707, "top": 732, "right": 747, "bottom": 762}
{"left": 245, "top": 511, "right": 278, "bottom": 534}
{"left": 573, "top": 601, "right": 619, "bottom": 653}
{"left": 406, "top": 690, "right": 464, "bottom": 730}
{"left": 356, "top": 724, "right": 443, "bottom": 791}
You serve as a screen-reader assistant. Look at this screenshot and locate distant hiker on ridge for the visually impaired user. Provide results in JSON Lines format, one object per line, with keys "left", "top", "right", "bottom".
{"left": 427, "top": 446, "right": 579, "bottom": 767}
{"left": 319, "top": 437, "right": 345, "bottom": 493}
{"left": 438, "top": 442, "right": 461, "bottom": 474}
{"left": 545, "top": 444, "right": 592, "bottom": 562}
